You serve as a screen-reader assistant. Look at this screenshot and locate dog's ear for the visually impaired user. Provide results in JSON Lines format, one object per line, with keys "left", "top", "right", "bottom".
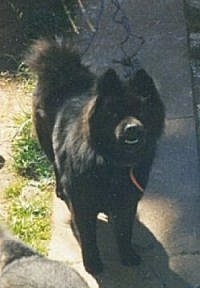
{"left": 131, "top": 69, "right": 158, "bottom": 99}
{"left": 97, "top": 69, "right": 123, "bottom": 100}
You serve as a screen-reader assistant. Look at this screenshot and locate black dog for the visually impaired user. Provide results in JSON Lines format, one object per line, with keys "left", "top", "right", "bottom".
{"left": 26, "top": 39, "right": 165, "bottom": 274}
{"left": 0, "top": 226, "right": 89, "bottom": 287}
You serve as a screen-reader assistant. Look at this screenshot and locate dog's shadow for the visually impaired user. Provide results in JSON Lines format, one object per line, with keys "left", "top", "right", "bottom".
{"left": 91, "top": 217, "right": 189, "bottom": 288}
{"left": 50, "top": 197, "right": 189, "bottom": 287}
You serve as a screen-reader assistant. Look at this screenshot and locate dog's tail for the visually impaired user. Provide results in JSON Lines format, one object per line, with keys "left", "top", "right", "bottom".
{"left": 0, "top": 226, "right": 37, "bottom": 272}
{"left": 26, "top": 38, "right": 94, "bottom": 107}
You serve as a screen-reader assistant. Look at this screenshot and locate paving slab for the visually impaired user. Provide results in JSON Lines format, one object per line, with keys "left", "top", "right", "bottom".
{"left": 49, "top": 1, "right": 200, "bottom": 287}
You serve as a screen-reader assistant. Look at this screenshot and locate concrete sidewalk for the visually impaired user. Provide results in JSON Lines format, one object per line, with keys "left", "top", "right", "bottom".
{"left": 49, "top": 1, "right": 200, "bottom": 287}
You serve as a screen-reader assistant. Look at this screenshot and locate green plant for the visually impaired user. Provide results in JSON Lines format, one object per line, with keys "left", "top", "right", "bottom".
{"left": 1, "top": 74, "right": 53, "bottom": 255}
{"left": 4, "top": 178, "right": 27, "bottom": 199}
{"left": 5, "top": 181, "right": 53, "bottom": 255}
{"left": 12, "top": 114, "right": 53, "bottom": 180}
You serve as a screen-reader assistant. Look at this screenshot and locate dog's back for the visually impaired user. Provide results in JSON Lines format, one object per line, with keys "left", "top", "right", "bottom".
{"left": 0, "top": 226, "right": 89, "bottom": 287}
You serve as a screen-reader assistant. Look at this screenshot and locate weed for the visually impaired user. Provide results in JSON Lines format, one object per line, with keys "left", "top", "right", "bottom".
{"left": 5, "top": 180, "right": 53, "bottom": 255}
{"left": 4, "top": 178, "right": 27, "bottom": 199}
{"left": 1, "top": 73, "right": 53, "bottom": 254}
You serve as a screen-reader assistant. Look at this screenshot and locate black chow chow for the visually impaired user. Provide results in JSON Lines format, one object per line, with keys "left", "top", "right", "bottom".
{"left": 0, "top": 226, "right": 89, "bottom": 287}
{"left": 26, "top": 39, "right": 165, "bottom": 274}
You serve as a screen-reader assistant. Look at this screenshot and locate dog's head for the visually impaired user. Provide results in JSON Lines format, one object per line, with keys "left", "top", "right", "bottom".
{"left": 89, "top": 69, "right": 165, "bottom": 167}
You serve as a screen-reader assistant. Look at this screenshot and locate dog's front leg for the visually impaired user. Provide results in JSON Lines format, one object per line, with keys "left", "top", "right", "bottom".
{"left": 112, "top": 197, "right": 141, "bottom": 267}
{"left": 72, "top": 207, "right": 103, "bottom": 274}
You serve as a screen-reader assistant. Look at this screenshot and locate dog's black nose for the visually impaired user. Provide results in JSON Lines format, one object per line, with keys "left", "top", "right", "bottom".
{"left": 124, "top": 123, "right": 144, "bottom": 145}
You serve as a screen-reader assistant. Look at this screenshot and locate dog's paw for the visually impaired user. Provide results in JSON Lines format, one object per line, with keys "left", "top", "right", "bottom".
{"left": 84, "top": 258, "right": 104, "bottom": 275}
{"left": 120, "top": 248, "right": 141, "bottom": 267}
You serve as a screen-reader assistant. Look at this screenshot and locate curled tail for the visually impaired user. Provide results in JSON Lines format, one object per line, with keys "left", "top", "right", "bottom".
{"left": 26, "top": 38, "right": 94, "bottom": 108}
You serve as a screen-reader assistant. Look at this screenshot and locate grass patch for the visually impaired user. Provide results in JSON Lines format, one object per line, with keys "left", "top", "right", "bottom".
{"left": 12, "top": 113, "right": 53, "bottom": 180}
{"left": 5, "top": 180, "right": 53, "bottom": 255}
{"left": 1, "top": 72, "right": 54, "bottom": 255}
{"left": 9, "top": 113, "right": 53, "bottom": 254}
{"left": 4, "top": 178, "right": 27, "bottom": 200}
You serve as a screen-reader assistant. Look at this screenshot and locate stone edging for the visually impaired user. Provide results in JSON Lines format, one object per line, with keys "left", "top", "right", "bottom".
{"left": 184, "top": 0, "right": 200, "bottom": 165}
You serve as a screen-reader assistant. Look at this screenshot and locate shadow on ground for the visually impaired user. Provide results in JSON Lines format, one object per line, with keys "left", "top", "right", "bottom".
{"left": 86, "top": 218, "right": 189, "bottom": 288}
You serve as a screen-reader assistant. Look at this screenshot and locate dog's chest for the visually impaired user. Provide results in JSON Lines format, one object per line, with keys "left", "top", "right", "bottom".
{"left": 86, "top": 167, "right": 132, "bottom": 211}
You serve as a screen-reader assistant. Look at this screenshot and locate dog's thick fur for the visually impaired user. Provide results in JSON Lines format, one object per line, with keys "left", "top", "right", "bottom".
{"left": 26, "top": 39, "right": 165, "bottom": 274}
{"left": 0, "top": 226, "right": 89, "bottom": 287}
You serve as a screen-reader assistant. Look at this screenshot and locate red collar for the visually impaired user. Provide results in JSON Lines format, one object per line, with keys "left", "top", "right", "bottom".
{"left": 129, "top": 168, "right": 144, "bottom": 193}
